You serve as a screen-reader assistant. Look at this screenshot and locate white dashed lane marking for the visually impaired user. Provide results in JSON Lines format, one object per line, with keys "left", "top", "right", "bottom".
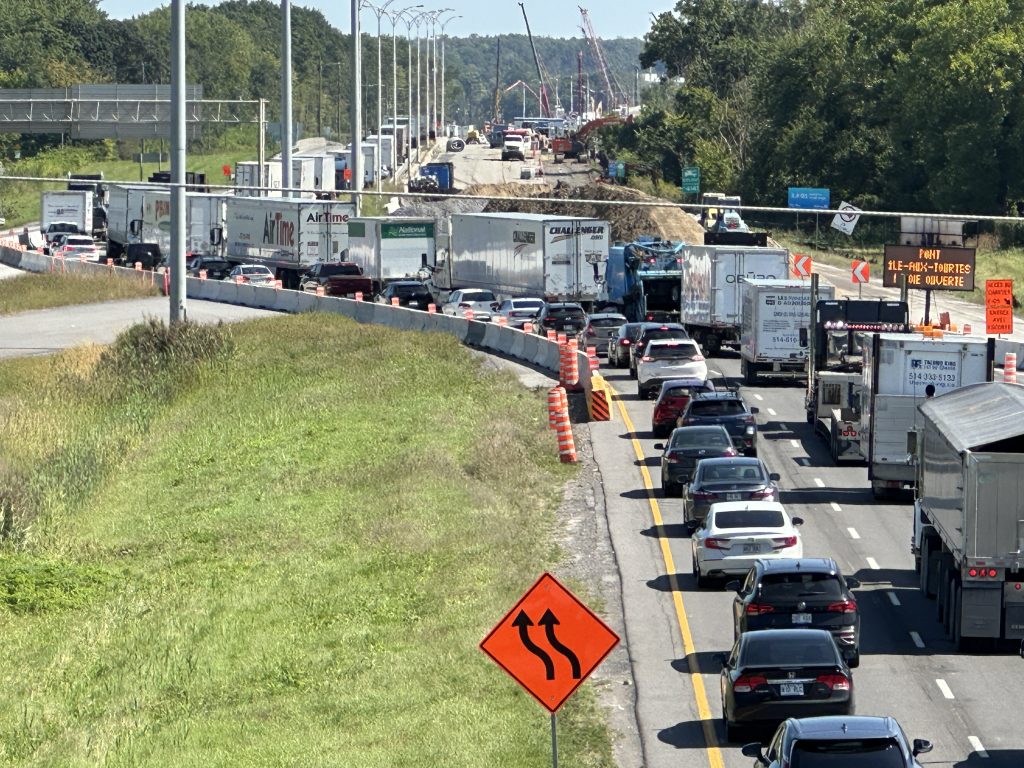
{"left": 790, "top": 440, "right": 800, "bottom": 448}
{"left": 753, "top": 394, "right": 763, "bottom": 400}
{"left": 846, "top": 527, "right": 859, "bottom": 538}
{"left": 967, "top": 736, "right": 988, "bottom": 758}
{"left": 767, "top": 408, "right": 777, "bottom": 416}
{"left": 831, "top": 502, "right": 842, "bottom": 512}
{"left": 887, "top": 592, "right": 901, "bottom": 607}
{"left": 910, "top": 631, "right": 925, "bottom": 648}
{"left": 936, "top": 679, "right": 955, "bottom": 699}
{"left": 814, "top": 478, "right": 825, "bottom": 487}
{"left": 866, "top": 557, "right": 880, "bottom": 570}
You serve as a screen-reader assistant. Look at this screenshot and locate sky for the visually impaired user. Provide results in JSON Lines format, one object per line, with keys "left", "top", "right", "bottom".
{"left": 97, "top": 0, "right": 668, "bottom": 40}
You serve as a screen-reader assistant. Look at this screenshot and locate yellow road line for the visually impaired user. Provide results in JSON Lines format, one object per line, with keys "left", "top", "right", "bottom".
{"left": 610, "top": 385, "right": 726, "bottom": 768}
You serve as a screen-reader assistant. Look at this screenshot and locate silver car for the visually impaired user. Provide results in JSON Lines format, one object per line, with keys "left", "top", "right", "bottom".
{"left": 496, "top": 297, "right": 545, "bottom": 328}
{"left": 637, "top": 339, "right": 708, "bottom": 399}
{"left": 578, "top": 312, "right": 627, "bottom": 351}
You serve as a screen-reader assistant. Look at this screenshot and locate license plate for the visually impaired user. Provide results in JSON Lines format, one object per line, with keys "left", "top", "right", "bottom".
{"left": 726, "top": 493, "right": 742, "bottom": 501}
{"left": 780, "top": 683, "right": 804, "bottom": 696}
{"left": 792, "top": 613, "right": 813, "bottom": 624}
{"left": 743, "top": 543, "right": 762, "bottom": 553}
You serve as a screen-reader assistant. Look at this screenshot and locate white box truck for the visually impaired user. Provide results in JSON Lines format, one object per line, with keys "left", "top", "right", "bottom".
{"left": 40, "top": 190, "right": 94, "bottom": 252}
{"left": 438, "top": 212, "right": 610, "bottom": 308}
{"left": 680, "top": 244, "right": 790, "bottom": 356}
{"left": 860, "top": 333, "right": 994, "bottom": 498}
{"left": 365, "top": 135, "right": 395, "bottom": 175}
{"left": 912, "top": 382, "right": 1024, "bottom": 649}
{"left": 235, "top": 159, "right": 318, "bottom": 198}
{"left": 223, "top": 196, "right": 355, "bottom": 288}
{"left": 739, "top": 279, "right": 834, "bottom": 384}
{"left": 346, "top": 217, "right": 436, "bottom": 292}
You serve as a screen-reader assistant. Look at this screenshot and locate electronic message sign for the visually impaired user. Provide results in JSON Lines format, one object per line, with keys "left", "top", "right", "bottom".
{"left": 882, "top": 245, "right": 975, "bottom": 291}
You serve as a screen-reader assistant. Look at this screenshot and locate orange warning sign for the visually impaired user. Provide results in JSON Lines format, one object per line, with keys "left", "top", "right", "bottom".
{"left": 791, "top": 253, "right": 812, "bottom": 278}
{"left": 986, "top": 279, "right": 1014, "bottom": 335}
{"left": 480, "top": 572, "right": 619, "bottom": 713}
{"left": 852, "top": 260, "right": 870, "bottom": 284}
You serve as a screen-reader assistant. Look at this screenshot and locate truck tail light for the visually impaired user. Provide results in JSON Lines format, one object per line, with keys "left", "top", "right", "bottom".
{"left": 642, "top": 356, "right": 653, "bottom": 362}
{"left": 620, "top": 339, "right": 631, "bottom": 346}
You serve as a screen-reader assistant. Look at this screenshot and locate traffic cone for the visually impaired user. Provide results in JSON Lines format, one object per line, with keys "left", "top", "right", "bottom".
{"left": 547, "top": 387, "right": 563, "bottom": 429}
{"left": 316, "top": 286, "right": 326, "bottom": 297}
{"left": 546, "top": 329, "right": 556, "bottom": 341}
{"left": 465, "top": 308, "right": 475, "bottom": 321}
{"left": 391, "top": 297, "right": 400, "bottom": 306}
{"left": 427, "top": 303, "right": 437, "bottom": 313}
{"left": 586, "top": 345, "right": 599, "bottom": 372}
{"left": 1004, "top": 352, "right": 1018, "bottom": 384}
{"left": 496, "top": 316, "right": 508, "bottom": 326}
{"left": 555, "top": 407, "right": 577, "bottom": 463}
{"left": 355, "top": 291, "right": 364, "bottom": 301}
{"left": 523, "top": 322, "right": 534, "bottom": 333}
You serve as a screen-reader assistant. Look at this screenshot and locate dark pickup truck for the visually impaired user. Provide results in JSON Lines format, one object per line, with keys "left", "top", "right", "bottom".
{"left": 299, "top": 262, "right": 375, "bottom": 298}
{"left": 676, "top": 391, "right": 760, "bottom": 456}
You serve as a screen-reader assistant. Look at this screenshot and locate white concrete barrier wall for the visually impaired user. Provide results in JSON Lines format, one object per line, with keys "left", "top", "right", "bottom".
{"left": 0, "top": 245, "right": 579, "bottom": 378}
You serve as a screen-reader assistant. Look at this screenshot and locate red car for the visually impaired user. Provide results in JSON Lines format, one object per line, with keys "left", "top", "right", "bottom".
{"left": 651, "top": 377, "right": 717, "bottom": 437}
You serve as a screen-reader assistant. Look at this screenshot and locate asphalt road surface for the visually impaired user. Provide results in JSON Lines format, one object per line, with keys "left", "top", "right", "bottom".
{"left": 0, "top": 297, "right": 276, "bottom": 360}
{"left": 449, "top": 140, "right": 596, "bottom": 188}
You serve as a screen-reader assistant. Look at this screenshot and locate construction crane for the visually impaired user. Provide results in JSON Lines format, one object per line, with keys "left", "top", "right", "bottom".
{"left": 579, "top": 6, "right": 628, "bottom": 112}
{"left": 504, "top": 79, "right": 540, "bottom": 117}
{"left": 518, "top": 2, "right": 551, "bottom": 118}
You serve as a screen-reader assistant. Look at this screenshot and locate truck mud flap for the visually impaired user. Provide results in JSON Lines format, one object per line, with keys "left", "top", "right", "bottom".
{"left": 962, "top": 583, "right": 1002, "bottom": 639}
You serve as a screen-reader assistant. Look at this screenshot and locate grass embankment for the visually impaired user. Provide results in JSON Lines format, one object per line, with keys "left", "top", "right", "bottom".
{"left": 0, "top": 272, "right": 159, "bottom": 315}
{"left": 0, "top": 314, "right": 612, "bottom": 767}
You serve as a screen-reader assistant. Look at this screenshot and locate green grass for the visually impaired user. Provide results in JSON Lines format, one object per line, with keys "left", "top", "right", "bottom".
{"left": 0, "top": 272, "right": 159, "bottom": 315}
{"left": 0, "top": 315, "right": 612, "bottom": 768}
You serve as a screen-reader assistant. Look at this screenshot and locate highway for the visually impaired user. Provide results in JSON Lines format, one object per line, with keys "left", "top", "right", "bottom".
{"left": 591, "top": 353, "right": 1023, "bottom": 768}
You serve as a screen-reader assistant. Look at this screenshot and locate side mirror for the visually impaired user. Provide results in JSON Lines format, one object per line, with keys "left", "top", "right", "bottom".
{"left": 846, "top": 577, "right": 861, "bottom": 589}
{"left": 792, "top": 516, "right": 804, "bottom": 526}
{"left": 741, "top": 743, "right": 770, "bottom": 766}
{"left": 769, "top": 472, "right": 781, "bottom": 481}
{"left": 906, "top": 430, "right": 918, "bottom": 455}
{"left": 749, "top": 406, "right": 760, "bottom": 414}
{"left": 912, "top": 739, "right": 933, "bottom": 757}
{"left": 725, "top": 580, "right": 742, "bottom": 593}
{"left": 799, "top": 327, "right": 808, "bottom": 348}
{"left": 653, "top": 443, "right": 665, "bottom": 451}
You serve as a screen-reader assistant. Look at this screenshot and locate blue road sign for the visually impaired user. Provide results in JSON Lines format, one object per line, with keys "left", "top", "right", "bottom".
{"left": 788, "top": 187, "right": 831, "bottom": 210}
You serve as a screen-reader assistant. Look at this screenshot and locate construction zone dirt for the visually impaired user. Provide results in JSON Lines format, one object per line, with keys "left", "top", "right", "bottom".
{"left": 479, "top": 182, "right": 707, "bottom": 244}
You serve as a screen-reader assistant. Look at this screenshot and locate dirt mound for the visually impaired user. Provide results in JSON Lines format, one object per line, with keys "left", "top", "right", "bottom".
{"left": 480, "top": 182, "right": 706, "bottom": 244}
{"left": 463, "top": 182, "right": 553, "bottom": 198}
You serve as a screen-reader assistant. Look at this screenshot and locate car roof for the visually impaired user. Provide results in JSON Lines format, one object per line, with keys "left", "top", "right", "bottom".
{"left": 391, "top": 280, "right": 425, "bottom": 286}
{"left": 547, "top": 302, "right": 584, "bottom": 309}
{"left": 670, "top": 425, "right": 730, "bottom": 436}
{"left": 646, "top": 338, "right": 697, "bottom": 348}
{"left": 660, "top": 378, "right": 712, "bottom": 390}
{"left": 698, "top": 456, "right": 761, "bottom": 467}
{"left": 588, "top": 313, "right": 626, "bottom": 320}
{"left": 783, "top": 716, "right": 903, "bottom": 740}
{"left": 741, "top": 628, "right": 834, "bottom": 645}
{"left": 756, "top": 557, "right": 839, "bottom": 574}
{"left": 708, "top": 501, "right": 786, "bottom": 514}
{"left": 691, "top": 391, "right": 745, "bottom": 401}
{"left": 639, "top": 323, "right": 686, "bottom": 332}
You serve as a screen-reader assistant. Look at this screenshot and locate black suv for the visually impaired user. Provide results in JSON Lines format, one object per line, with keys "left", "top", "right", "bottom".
{"left": 728, "top": 558, "right": 862, "bottom": 667}
{"left": 629, "top": 323, "right": 691, "bottom": 377}
{"left": 536, "top": 302, "right": 588, "bottom": 334}
{"left": 677, "top": 391, "right": 759, "bottom": 456}
{"left": 375, "top": 280, "right": 434, "bottom": 310}
{"left": 186, "top": 256, "right": 233, "bottom": 280}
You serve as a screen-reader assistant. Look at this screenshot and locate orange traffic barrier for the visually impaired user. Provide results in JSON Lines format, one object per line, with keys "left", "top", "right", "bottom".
{"left": 1004, "top": 352, "right": 1018, "bottom": 384}
{"left": 557, "top": 332, "right": 567, "bottom": 345}
{"left": 546, "top": 329, "right": 556, "bottom": 340}
{"left": 199, "top": 269, "right": 207, "bottom": 280}
{"left": 274, "top": 279, "right": 283, "bottom": 290}
{"left": 135, "top": 261, "right": 143, "bottom": 272}
{"left": 559, "top": 342, "right": 580, "bottom": 390}
{"left": 427, "top": 303, "right": 437, "bottom": 313}
{"left": 589, "top": 377, "right": 611, "bottom": 421}
{"left": 523, "top": 321, "right": 534, "bottom": 333}
{"left": 555, "top": 407, "right": 577, "bottom": 463}
{"left": 465, "top": 308, "right": 475, "bottom": 321}
{"left": 391, "top": 297, "right": 400, "bottom": 306}
{"left": 547, "top": 387, "right": 563, "bottom": 429}
{"left": 234, "top": 275, "right": 243, "bottom": 284}
{"left": 355, "top": 291, "right": 364, "bottom": 301}
{"left": 586, "top": 345, "right": 599, "bottom": 373}
{"left": 315, "top": 286, "right": 326, "bottom": 297}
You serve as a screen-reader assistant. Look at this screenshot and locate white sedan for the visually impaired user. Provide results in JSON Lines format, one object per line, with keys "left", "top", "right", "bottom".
{"left": 636, "top": 338, "right": 708, "bottom": 399}
{"left": 691, "top": 501, "right": 803, "bottom": 587}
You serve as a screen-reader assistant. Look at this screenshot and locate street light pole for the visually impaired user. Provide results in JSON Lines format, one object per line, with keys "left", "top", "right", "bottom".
{"left": 363, "top": 0, "right": 396, "bottom": 195}
{"left": 350, "top": 0, "right": 363, "bottom": 214}
{"left": 387, "top": 6, "right": 422, "bottom": 178}
{"left": 281, "top": 0, "right": 293, "bottom": 197}
{"left": 413, "top": 12, "right": 425, "bottom": 163}
{"left": 439, "top": 13, "right": 459, "bottom": 137}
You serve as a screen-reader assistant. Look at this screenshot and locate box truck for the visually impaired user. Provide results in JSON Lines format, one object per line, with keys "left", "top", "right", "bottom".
{"left": 680, "top": 244, "right": 790, "bottom": 355}
{"left": 739, "top": 279, "right": 834, "bottom": 384}
{"left": 437, "top": 212, "right": 610, "bottom": 308}
{"left": 912, "top": 382, "right": 1024, "bottom": 649}
{"left": 346, "top": 217, "right": 436, "bottom": 292}
{"left": 40, "top": 190, "right": 94, "bottom": 251}
{"left": 223, "top": 196, "right": 355, "bottom": 288}
{"left": 235, "top": 159, "right": 318, "bottom": 198}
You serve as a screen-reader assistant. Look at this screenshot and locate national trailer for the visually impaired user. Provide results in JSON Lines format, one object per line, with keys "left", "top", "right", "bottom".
{"left": 345, "top": 217, "right": 436, "bottom": 293}
{"left": 436, "top": 212, "right": 610, "bottom": 308}
{"left": 913, "top": 382, "right": 1024, "bottom": 649}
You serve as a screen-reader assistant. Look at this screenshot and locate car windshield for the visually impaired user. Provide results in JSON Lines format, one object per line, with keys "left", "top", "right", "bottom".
{"left": 202, "top": 261, "right": 230, "bottom": 270}
{"left": 550, "top": 306, "right": 584, "bottom": 317}
{"left": 665, "top": 385, "right": 705, "bottom": 399}
{"left": 323, "top": 263, "right": 361, "bottom": 276}
{"left": 759, "top": 572, "right": 844, "bottom": 600}
{"left": 790, "top": 739, "right": 906, "bottom": 768}
{"left": 243, "top": 266, "right": 271, "bottom": 275}
{"left": 648, "top": 343, "right": 700, "bottom": 360}
{"left": 690, "top": 400, "right": 745, "bottom": 416}
{"left": 394, "top": 284, "right": 427, "bottom": 296}
{"left": 699, "top": 463, "right": 765, "bottom": 483}
{"left": 513, "top": 300, "right": 545, "bottom": 310}
{"left": 713, "top": 509, "right": 784, "bottom": 529}
{"left": 643, "top": 329, "right": 687, "bottom": 343}
{"left": 671, "top": 429, "right": 730, "bottom": 449}
{"left": 463, "top": 291, "right": 496, "bottom": 302}
{"left": 741, "top": 635, "right": 836, "bottom": 667}
{"left": 591, "top": 316, "right": 625, "bottom": 327}
{"left": 64, "top": 238, "right": 93, "bottom": 246}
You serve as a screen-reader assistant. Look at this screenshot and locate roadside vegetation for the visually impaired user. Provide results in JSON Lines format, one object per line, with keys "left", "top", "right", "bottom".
{"left": 0, "top": 314, "right": 613, "bottom": 768}
{"left": 0, "top": 272, "right": 159, "bottom": 314}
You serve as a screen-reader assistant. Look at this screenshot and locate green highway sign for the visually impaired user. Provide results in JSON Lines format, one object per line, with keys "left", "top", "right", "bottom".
{"left": 681, "top": 166, "right": 700, "bottom": 194}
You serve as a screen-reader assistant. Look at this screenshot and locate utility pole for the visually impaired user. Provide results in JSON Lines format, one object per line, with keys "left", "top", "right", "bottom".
{"left": 281, "top": 0, "right": 293, "bottom": 197}
{"left": 439, "top": 13, "right": 459, "bottom": 136}
{"left": 317, "top": 55, "right": 322, "bottom": 136}
{"left": 350, "top": 0, "right": 363, "bottom": 214}
{"left": 169, "top": 0, "right": 186, "bottom": 323}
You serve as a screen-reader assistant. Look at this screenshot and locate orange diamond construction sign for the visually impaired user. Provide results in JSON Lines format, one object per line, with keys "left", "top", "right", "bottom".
{"left": 480, "top": 572, "right": 620, "bottom": 713}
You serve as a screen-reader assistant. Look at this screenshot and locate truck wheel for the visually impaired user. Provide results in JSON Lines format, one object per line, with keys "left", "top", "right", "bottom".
{"left": 806, "top": 409, "right": 815, "bottom": 424}
{"left": 919, "top": 534, "right": 935, "bottom": 597}
{"left": 936, "top": 553, "right": 955, "bottom": 623}
{"left": 830, "top": 426, "right": 840, "bottom": 464}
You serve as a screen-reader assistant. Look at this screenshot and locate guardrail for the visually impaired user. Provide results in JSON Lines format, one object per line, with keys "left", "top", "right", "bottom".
{"left": 0, "top": 241, "right": 594, "bottom": 393}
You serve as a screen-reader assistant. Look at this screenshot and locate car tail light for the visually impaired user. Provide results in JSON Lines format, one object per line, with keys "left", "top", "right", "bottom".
{"left": 691, "top": 490, "right": 716, "bottom": 500}
{"left": 693, "top": 354, "right": 705, "bottom": 361}
{"left": 744, "top": 415, "right": 756, "bottom": 425}
{"left": 620, "top": 339, "right": 631, "bottom": 346}
{"left": 745, "top": 603, "right": 774, "bottom": 615}
{"left": 723, "top": 448, "right": 738, "bottom": 456}
{"left": 771, "top": 536, "right": 798, "bottom": 549}
{"left": 732, "top": 674, "right": 767, "bottom": 693}
{"left": 586, "top": 327, "right": 596, "bottom": 336}
{"left": 704, "top": 537, "right": 729, "bottom": 550}
{"left": 750, "top": 488, "right": 775, "bottom": 500}
{"left": 641, "top": 356, "right": 653, "bottom": 362}
{"left": 663, "top": 452, "right": 681, "bottom": 464}
{"left": 826, "top": 599, "right": 858, "bottom": 613}
{"left": 816, "top": 674, "right": 851, "bottom": 691}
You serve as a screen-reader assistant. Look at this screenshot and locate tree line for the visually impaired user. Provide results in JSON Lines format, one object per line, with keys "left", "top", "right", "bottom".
{"left": 617, "top": 0, "right": 1024, "bottom": 216}
{"left": 0, "top": 0, "right": 641, "bottom": 159}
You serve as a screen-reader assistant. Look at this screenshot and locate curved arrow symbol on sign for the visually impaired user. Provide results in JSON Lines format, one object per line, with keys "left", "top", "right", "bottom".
{"left": 512, "top": 610, "right": 555, "bottom": 679}
{"left": 539, "top": 609, "right": 582, "bottom": 679}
